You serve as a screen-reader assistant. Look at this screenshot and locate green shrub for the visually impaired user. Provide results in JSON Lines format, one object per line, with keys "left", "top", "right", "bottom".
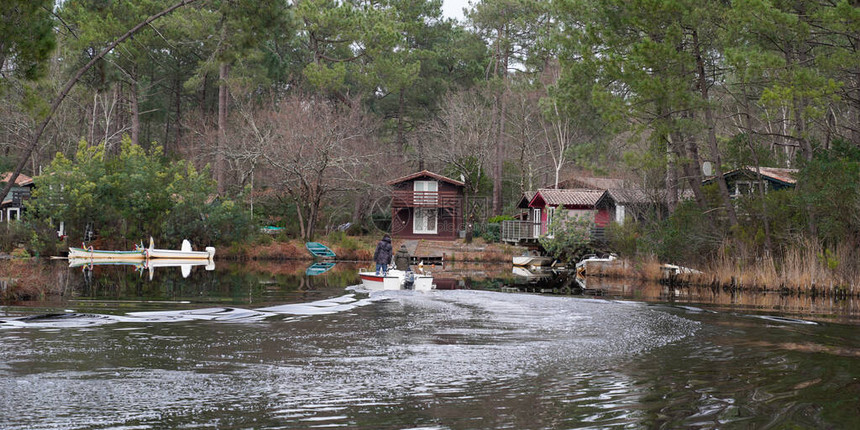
{"left": 474, "top": 223, "right": 501, "bottom": 242}
{"left": 539, "top": 215, "right": 595, "bottom": 264}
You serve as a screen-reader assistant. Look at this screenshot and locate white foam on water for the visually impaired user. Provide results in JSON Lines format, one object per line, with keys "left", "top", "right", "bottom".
{"left": 0, "top": 294, "right": 375, "bottom": 329}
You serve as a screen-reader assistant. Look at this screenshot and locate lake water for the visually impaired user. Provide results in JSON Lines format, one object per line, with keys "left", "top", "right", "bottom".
{"left": 2, "top": 261, "right": 859, "bottom": 429}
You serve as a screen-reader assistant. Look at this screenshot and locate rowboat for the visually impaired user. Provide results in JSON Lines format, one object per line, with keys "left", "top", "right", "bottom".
{"left": 146, "top": 238, "right": 215, "bottom": 261}
{"left": 306, "top": 261, "right": 336, "bottom": 276}
{"left": 68, "top": 257, "right": 145, "bottom": 268}
{"left": 68, "top": 246, "right": 145, "bottom": 260}
{"left": 358, "top": 268, "right": 434, "bottom": 291}
{"left": 306, "top": 242, "right": 336, "bottom": 259}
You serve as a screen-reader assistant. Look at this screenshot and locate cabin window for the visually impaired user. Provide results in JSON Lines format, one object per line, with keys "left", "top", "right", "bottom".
{"left": 414, "top": 180, "right": 438, "bottom": 205}
{"left": 414, "top": 208, "right": 437, "bottom": 234}
{"left": 5, "top": 207, "right": 20, "bottom": 221}
{"left": 733, "top": 180, "right": 766, "bottom": 197}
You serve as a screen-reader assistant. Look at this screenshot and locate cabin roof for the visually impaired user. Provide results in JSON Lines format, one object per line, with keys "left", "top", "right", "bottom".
{"left": 554, "top": 176, "right": 625, "bottom": 190}
{"left": 516, "top": 191, "right": 537, "bottom": 208}
{"left": 0, "top": 172, "right": 34, "bottom": 187}
{"left": 704, "top": 166, "right": 798, "bottom": 187}
{"left": 387, "top": 170, "right": 465, "bottom": 187}
{"left": 530, "top": 188, "right": 605, "bottom": 207}
{"left": 598, "top": 189, "right": 652, "bottom": 206}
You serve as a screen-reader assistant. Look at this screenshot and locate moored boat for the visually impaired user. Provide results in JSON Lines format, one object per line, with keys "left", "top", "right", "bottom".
{"left": 306, "top": 242, "right": 336, "bottom": 259}
{"left": 512, "top": 254, "right": 554, "bottom": 267}
{"left": 68, "top": 246, "right": 145, "bottom": 260}
{"left": 358, "top": 268, "right": 434, "bottom": 291}
{"left": 146, "top": 238, "right": 215, "bottom": 261}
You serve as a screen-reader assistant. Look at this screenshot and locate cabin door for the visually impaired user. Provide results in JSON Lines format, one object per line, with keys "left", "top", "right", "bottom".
{"left": 532, "top": 209, "right": 541, "bottom": 238}
{"left": 413, "top": 180, "right": 438, "bottom": 234}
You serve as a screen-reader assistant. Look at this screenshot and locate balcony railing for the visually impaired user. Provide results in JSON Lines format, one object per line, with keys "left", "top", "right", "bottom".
{"left": 501, "top": 220, "right": 542, "bottom": 243}
{"left": 392, "top": 190, "right": 462, "bottom": 208}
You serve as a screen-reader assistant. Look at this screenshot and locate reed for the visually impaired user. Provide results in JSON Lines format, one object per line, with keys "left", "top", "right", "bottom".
{"left": 0, "top": 260, "right": 55, "bottom": 301}
{"left": 698, "top": 239, "right": 859, "bottom": 295}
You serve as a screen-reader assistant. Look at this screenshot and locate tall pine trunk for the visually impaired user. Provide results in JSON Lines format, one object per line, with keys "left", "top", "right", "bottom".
{"left": 217, "top": 62, "right": 229, "bottom": 194}
{"left": 694, "top": 29, "right": 738, "bottom": 228}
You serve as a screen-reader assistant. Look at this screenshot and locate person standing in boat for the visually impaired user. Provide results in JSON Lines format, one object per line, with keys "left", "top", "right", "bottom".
{"left": 373, "top": 233, "right": 393, "bottom": 275}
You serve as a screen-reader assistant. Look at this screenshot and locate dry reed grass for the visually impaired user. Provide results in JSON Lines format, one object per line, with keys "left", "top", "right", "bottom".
{"left": 581, "top": 241, "right": 860, "bottom": 297}
{"left": 0, "top": 260, "right": 56, "bottom": 301}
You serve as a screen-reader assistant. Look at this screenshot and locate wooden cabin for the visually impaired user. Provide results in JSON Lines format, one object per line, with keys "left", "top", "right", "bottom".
{"left": 595, "top": 189, "right": 658, "bottom": 225}
{"left": 527, "top": 188, "right": 609, "bottom": 237}
{"left": 387, "top": 170, "right": 465, "bottom": 241}
{"left": 0, "top": 172, "right": 34, "bottom": 222}
{"left": 703, "top": 166, "right": 797, "bottom": 197}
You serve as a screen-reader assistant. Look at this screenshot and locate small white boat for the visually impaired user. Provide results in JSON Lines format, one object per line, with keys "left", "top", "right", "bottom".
{"left": 68, "top": 246, "right": 144, "bottom": 260}
{"left": 358, "top": 268, "right": 434, "bottom": 291}
{"left": 146, "top": 238, "right": 215, "bottom": 261}
{"left": 512, "top": 254, "right": 553, "bottom": 267}
{"left": 575, "top": 253, "right": 619, "bottom": 276}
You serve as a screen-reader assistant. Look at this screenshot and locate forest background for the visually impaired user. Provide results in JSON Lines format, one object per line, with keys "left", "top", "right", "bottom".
{"left": 1, "top": 0, "right": 859, "bottom": 286}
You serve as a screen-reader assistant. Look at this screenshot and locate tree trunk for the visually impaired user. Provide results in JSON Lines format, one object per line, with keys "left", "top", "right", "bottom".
{"left": 694, "top": 29, "right": 738, "bottom": 228}
{"left": 396, "top": 87, "right": 406, "bottom": 151}
{"left": 295, "top": 199, "right": 306, "bottom": 240}
{"left": 0, "top": 0, "right": 200, "bottom": 203}
{"left": 741, "top": 85, "right": 774, "bottom": 254}
{"left": 217, "top": 62, "right": 229, "bottom": 194}
{"left": 130, "top": 77, "right": 140, "bottom": 147}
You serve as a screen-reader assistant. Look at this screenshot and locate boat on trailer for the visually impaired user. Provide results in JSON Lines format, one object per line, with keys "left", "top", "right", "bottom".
{"left": 358, "top": 268, "right": 434, "bottom": 291}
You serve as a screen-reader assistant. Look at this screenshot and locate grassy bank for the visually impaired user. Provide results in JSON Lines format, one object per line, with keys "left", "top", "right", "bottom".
{"left": 582, "top": 247, "right": 860, "bottom": 298}
{"left": 219, "top": 234, "right": 516, "bottom": 263}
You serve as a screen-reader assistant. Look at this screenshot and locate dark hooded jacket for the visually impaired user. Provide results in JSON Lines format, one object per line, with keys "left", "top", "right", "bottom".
{"left": 373, "top": 235, "right": 393, "bottom": 265}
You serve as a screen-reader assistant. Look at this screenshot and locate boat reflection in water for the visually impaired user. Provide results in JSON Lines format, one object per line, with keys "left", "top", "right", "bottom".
{"left": 69, "top": 257, "right": 215, "bottom": 280}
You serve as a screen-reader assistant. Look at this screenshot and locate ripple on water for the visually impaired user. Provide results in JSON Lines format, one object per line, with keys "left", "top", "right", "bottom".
{"left": 0, "top": 290, "right": 702, "bottom": 429}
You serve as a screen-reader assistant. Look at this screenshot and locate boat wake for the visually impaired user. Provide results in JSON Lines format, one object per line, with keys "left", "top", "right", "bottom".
{"left": 0, "top": 293, "right": 381, "bottom": 329}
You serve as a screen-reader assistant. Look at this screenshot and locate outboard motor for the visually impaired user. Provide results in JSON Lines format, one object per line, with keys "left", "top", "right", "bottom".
{"left": 404, "top": 269, "right": 415, "bottom": 290}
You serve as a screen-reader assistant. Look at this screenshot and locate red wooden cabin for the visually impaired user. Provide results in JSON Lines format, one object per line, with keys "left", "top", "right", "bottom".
{"left": 388, "top": 170, "right": 465, "bottom": 240}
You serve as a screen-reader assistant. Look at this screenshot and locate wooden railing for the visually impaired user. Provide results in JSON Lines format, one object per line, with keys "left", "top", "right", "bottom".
{"left": 391, "top": 190, "right": 462, "bottom": 208}
{"left": 501, "top": 220, "right": 541, "bottom": 243}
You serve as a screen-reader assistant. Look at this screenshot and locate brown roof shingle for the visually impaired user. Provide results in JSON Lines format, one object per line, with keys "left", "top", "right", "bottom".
{"left": 532, "top": 188, "right": 605, "bottom": 207}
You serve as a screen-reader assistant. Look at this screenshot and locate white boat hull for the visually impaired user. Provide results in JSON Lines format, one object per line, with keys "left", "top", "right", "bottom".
{"left": 147, "top": 238, "right": 215, "bottom": 260}
{"left": 68, "top": 247, "right": 144, "bottom": 260}
{"left": 512, "top": 255, "right": 553, "bottom": 267}
{"left": 358, "top": 269, "right": 434, "bottom": 291}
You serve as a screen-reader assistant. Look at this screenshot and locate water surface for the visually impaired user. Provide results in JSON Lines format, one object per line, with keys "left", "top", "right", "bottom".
{"left": 1, "top": 261, "right": 858, "bottom": 429}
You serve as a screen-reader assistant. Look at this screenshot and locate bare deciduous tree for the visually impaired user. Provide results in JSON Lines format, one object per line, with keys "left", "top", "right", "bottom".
{"left": 246, "top": 95, "right": 380, "bottom": 240}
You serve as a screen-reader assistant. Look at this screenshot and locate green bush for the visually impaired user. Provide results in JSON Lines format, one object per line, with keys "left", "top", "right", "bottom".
{"left": 487, "top": 215, "right": 513, "bottom": 223}
{"left": 539, "top": 215, "right": 595, "bottom": 264}
{"left": 0, "top": 222, "right": 31, "bottom": 253}
{"left": 474, "top": 223, "right": 501, "bottom": 242}
{"left": 29, "top": 137, "right": 254, "bottom": 248}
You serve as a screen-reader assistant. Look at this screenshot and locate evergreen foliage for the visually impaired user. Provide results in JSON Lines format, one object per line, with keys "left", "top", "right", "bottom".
{"left": 27, "top": 137, "right": 253, "bottom": 248}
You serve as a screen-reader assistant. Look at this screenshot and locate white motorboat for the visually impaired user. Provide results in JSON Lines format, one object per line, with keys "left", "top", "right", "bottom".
{"left": 575, "top": 253, "right": 619, "bottom": 276}
{"left": 512, "top": 253, "right": 553, "bottom": 267}
{"left": 358, "top": 268, "right": 435, "bottom": 291}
